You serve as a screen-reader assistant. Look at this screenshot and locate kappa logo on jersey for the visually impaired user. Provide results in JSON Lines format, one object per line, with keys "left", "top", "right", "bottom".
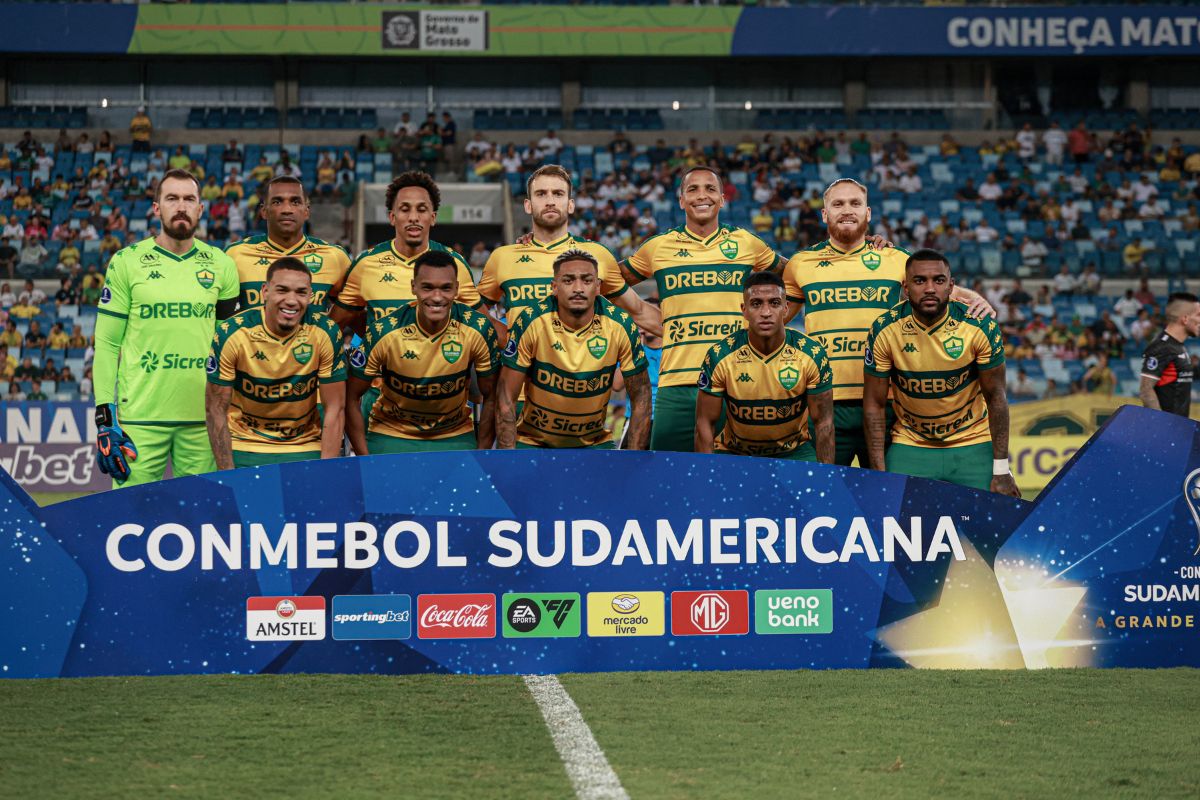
{"left": 675, "top": 249, "right": 692, "bottom": 258}
{"left": 403, "top": 350, "right": 419, "bottom": 359}
{"left": 253, "top": 350, "right": 268, "bottom": 360}
{"left": 552, "top": 341, "right": 565, "bottom": 352}
{"left": 902, "top": 342, "right": 918, "bottom": 353}
{"left": 417, "top": 593, "right": 496, "bottom": 639}
{"left": 671, "top": 590, "right": 749, "bottom": 636}
{"left": 246, "top": 595, "right": 326, "bottom": 641}
{"left": 147, "top": 270, "right": 164, "bottom": 280}
{"left": 256, "top": 257, "right": 271, "bottom": 266}
{"left": 332, "top": 595, "right": 412, "bottom": 641}
{"left": 516, "top": 255, "right": 534, "bottom": 263}
{"left": 737, "top": 372, "right": 753, "bottom": 383}
{"left": 587, "top": 591, "right": 664, "bottom": 637}
{"left": 380, "top": 272, "right": 397, "bottom": 283}
{"left": 195, "top": 269, "right": 215, "bottom": 289}
{"left": 817, "top": 260, "right": 833, "bottom": 268}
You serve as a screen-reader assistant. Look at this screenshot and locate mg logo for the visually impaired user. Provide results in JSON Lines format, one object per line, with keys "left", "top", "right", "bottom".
{"left": 690, "top": 593, "right": 730, "bottom": 633}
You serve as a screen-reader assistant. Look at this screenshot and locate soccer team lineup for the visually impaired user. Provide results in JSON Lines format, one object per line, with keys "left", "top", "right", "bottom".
{"left": 94, "top": 164, "right": 1026, "bottom": 496}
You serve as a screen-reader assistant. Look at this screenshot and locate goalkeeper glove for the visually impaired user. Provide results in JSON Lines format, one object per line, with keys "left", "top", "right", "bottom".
{"left": 95, "top": 403, "right": 138, "bottom": 484}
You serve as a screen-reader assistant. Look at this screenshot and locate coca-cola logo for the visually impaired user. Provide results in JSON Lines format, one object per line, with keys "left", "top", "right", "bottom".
{"left": 417, "top": 593, "right": 496, "bottom": 639}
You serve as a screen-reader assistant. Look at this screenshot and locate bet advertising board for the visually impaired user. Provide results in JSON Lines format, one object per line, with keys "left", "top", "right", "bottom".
{"left": 2, "top": 405, "right": 1198, "bottom": 679}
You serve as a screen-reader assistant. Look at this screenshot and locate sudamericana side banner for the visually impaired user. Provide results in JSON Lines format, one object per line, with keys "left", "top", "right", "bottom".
{"left": 0, "top": 402, "right": 108, "bottom": 492}
{"left": 2, "top": 405, "right": 1198, "bottom": 679}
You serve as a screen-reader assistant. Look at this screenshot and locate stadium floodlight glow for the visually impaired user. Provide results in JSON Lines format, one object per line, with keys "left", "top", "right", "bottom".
{"left": 101, "top": 98, "right": 109, "bottom": 109}
{"left": 672, "top": 101, "right": 680, "bottom": 111}
{"left": 745, "top": 101, "right": 753, "bottom": 111}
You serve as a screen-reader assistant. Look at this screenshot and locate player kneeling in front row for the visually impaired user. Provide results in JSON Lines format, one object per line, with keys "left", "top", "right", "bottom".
{"left": 346, "top": 250, "right": 500, "bottom": 453}
{"left": 205, "top": 257, "right": 346, "bottom": 469}
{"left": 695, "top": 271, "right": 833, "bottom": 461}
{"left": 862, "top": 249, "right": 1019, "bottom": 496}
{"left": 497, "top": 248, "right": 652, "bottom": 450}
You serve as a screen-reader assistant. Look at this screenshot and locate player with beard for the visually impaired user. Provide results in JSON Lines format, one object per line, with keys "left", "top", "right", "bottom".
{"left": 480, "top": 165, "right": 662, "bottom": 336}
{"left": 93, "top": 169, "right": 240, "bottom": 486}
{"left": 1139, "top": 292, "right": 1200, "bottom": 417}
{"left": 225, "top": 175, "right": 351, "bottom": 313}
{"left": 618, "top": 166, "right": 781, "bottom": 452}
{"left": 862, "top": 250, "right": 1018, "bottom": 495}
{"left": 783, "top": 179, "right": 993, "bottom": 467}
{"left": 205, "top": 257, "right": 346, "bottom": 469}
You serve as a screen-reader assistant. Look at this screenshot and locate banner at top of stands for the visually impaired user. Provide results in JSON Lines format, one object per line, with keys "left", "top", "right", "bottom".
{"left": 3, "top": 5, "right": 1197, "bottom": 57}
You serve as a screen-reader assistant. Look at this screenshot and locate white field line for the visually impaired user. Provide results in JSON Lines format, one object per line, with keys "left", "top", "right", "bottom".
{"left": 523, "top": 674, "right": 630, "bottom": 800}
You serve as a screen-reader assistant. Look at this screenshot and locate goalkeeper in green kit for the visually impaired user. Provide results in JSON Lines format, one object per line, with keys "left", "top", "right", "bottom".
{"left": 94, "top": 169, "right": 240, "bottom": 487}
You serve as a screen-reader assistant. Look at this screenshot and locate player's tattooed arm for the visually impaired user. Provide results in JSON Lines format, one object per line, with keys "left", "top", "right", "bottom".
{"left": 694, "top": 389, "right": 723, "bottom": 454}
{"left": 861, "top": 373, "right": 891, "bottom": 472}
{"left": 808, "top": 391, "right": 835, "bottom": 464}
{"left": 618, "top": 259, "right": 646, "bottom": 288}
{"left": 204, "top": 383, "right": 235, "bottom": 470}
{"left": 475, "top": 372, "right": 499, "bottom": 449}
{"left": 1139, "top": 375, "right": 1162, "bottom": 410}
{"left": 344, "top": 375, "right": 372, "bottom": 456}
{"left": 495, "top": 366, "right": 525, "bottom": 449}
{"left": 978, "top": 364, "right": 1021, "bottom": 498}
{"left": 623, "top": 369, "right": 652, "bottom": 451}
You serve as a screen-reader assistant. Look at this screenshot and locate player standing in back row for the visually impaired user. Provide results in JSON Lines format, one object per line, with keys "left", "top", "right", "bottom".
{"left": 93, "top": 168, "right": 240, "bottom": 486}
{"left": 784, "top": 179, "right": 993, "bottom": 466}
{"left": 225, "top": 175, "right": 351, "bottom": 313}
{"left": 1140, "top": 291, "right": 1200, "bottom": 417}
{"left": 619, "top": 166, "right": 782, "bottom": 452}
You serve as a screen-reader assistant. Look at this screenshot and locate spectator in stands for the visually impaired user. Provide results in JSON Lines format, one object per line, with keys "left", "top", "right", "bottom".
{"left": 1114, "top": 288, "right": 1143, "bottom": 318}
{"left": 608, "top": 130, "right": 633, "bottom": 158}
{"left": 1081, "top": 353, "right": 1116, "bottom": 396}
{"left": 227, "top": 201, "right": 246, "bottom": 240}
{"left": 24, "top": 319, "right": 46, "bottom": 350}
{"left": 15, "top": 130, "right": 36, "bottom": 157}
{"left": 1132, "top": 174, "right": 1158, "bottom": 205}
{"left": 898, "top": 166, "right": 922, "bottom": 194}
{"left": 167, "top": 146, "right": 190, "bottom": 170}
{"left": 81, "top": 266, "right": 104, "bottom": 305}
{"left": 126, "top": 106, "right": 153, "bottom": 152}
{"left": 0, "top": 320, "right": 20, "bottom": 347}
{"left": 77, "top": 221, "right": 98, "bottom": 242}
{"left": 1068, "top": 121, "right": 1091, "bottom": 164}
{"left": 200, "top": 176, "right": 222, "bottom": 203}
{"left": 58, "top": 364, "right": 75, "bottom": 384}
{"left": 79, "top": 366, "right": 92, "bottom": 398}
{"left": 1042, "top": 121, "right": 1067, "bottom": 165}
{"left": 2, "top": 216, "right": 22, "bottom": 241}
{"left": 1015, "top": 123, "right": 1037, "bottom": 162}
{"left": 1003, "top": 279, "right": 1032, "bottom": 307}
{"left": 1050, "top": 263, "right": 1077, "bottom": 297}
{"left": 774, "top": 216, "right": 797, "bottom": 247}
{"left": 1011, "top": 367, "right": 1037, "bottom": 399}
{"left": 40, "top": 356, "right": 58, "bottom": 380}
{"left": 315, "top": 155, "right": 337, "bottom": 197}
{"left": 955, "top": 177, "right": 979, "bottom": 203}
{"left": 13, "top": 356, "right": 37, "bottom": 381}
{"left": 26, "top": 378, "right": 47, "bottom": 401}
{"left": 977, "top": 173, "right": 1003, "bottom": 203}
{"left": 1018, "top": 236, "right": 1047, "bottom": 270}
{"left": 1130, "top": 308, "right": 1155, "bottom": 343}
{"left": 0, "top": 344, "right": 12, "bottom": 380}
{"left": 467, "top": 241, "right": 491, "bottom": 271}
{"left": 537, "top": 130, "right": 564, "bottom": 159}
{"left": 1123, "top": 237, "right": 1147, "bottom": 272}
{"left": 0, "top": 236, "right": 15, "bottom": 280}
{"left": 393, "top": 127, "right": 420, "bottom": 172}
{"left": 1133, "top": 278, "right": 1157, "bottom": 309}
{"left": 245, "top": 156, "right": 272, "bottom": 186}
{"left": 99, "top": 231, "right": 121, "bottom": 260}
{"left": 222, "top": 139, "right": 243, "bottom": 164}
{"left": 1138, "top": 196, "right": 1165, "bottom": 220}
{"left": 751, "top": 205, "right": 773, "bottom": 234}
{"left": 975, "top": 219, "right": 999, "bottom": 244}
{"left": 54, "top": 278, "right": 79, "bottom": 308}
{"left": 0, "top": 283, "right": 11, "bottom": 309}
{"left": 1078, "top": 263, "right": 1101, "bottom": 297}
{"left": 17, "top": 239, "right": 47, "bottom": 277}
{"left": 67, "top": 325, "right": 86, "bottom": 350}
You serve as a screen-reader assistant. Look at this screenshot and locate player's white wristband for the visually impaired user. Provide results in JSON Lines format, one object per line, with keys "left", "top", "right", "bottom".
{"left": 993, "top": 458, "right": 1010, "bottom": 476}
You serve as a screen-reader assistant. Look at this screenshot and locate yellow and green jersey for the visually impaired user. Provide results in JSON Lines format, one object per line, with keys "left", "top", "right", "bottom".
{"left": 502, "top": 297, "right": 646, "bottom": 448}
{"left": 351, "top": 302, "right": 499, "bottom": 441}
{"left": 207, "top": 309, "right": 345, "bottom": 454}
{"left": 864, "top": 300, "right": 1004, "bottom": 449}
{"left": 335, "top": 239, "right": 482, "bottom": 322}
{"left": 625, "top": 224, "right": 780, "bottom": 388}
{"left": 479, "top": 234, "right": 628, "bottom": 326}
{"left": 698, "top": 328, "right": 831, "bottom": 457}
{"left": 784, "top": 240, "right": 908, "bottom": 402}
{"left": 96, "top": 236, "right": 239, "bottom": 424}
{"left": 225, "top": 234, "right": 351, "bottom": 311}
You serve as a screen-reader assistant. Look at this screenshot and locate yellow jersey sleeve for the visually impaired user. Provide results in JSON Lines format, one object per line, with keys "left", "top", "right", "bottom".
{"left": 972, "top": 316, "right": 1006, "bottom": 370}
{"left": 624, "top": 233, "right": 661, "bottom": 280}
{"left": 590, "top": 243, "right": 630, "bottom": 299}
{"left": 864, "top": 311, "right": 896, "bottom": 378}
{"left": 451, "top": 251, "right": 483, "bottom": 309}
{"left": 477, "top": 250, "right": 503, "bottom": 304}
{"left": 698, "top": 343, "right": 730, "bottom": 397}
{"left": 315, "top": 316, "right": 346, "bottom": 383}
{"left": 462, "top": 309, "right": 501, "bottom": 377}
{"left": 335, "top": 251, "right": 368, "bottom": 312}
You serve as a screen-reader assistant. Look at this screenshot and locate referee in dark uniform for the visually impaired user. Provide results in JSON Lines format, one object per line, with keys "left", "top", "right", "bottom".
{"left": 1140, "top": 292, "right": 1200, "bottom": 416}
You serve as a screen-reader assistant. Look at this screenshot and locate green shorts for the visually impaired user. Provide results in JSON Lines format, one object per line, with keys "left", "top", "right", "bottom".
{"left": 516, "top": 441, "right": 616, "bottom": 450}
{"left": 120, "top": 422, "right": 215, "bottom": 488}
{"left": 886, "top": 441, "right": 993, "bottom": 491}
{"left": 719, "top": 440, "right": 816, "bottom": 462}
{"left": 361, "top": 385, "right": 381, "bottom": 423}
{"left": 651, "top": 384, "right": 723, "bottom": 453}
{"left": 232, "top": 449, "right": 320, "bottom": 469}
{"left": 814, "top": 401, "right": 896, "bottom": 467}
{"left": 367, "top": 430, "right": 477, "bottom": 454}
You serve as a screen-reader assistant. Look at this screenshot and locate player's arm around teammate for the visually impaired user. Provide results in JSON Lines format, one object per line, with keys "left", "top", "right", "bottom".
{"left": 975, "top": 352, "right": 1020, "bottom": 497}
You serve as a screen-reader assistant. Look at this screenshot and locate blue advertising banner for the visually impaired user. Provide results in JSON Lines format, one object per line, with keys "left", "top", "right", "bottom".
{"left": 733, "top": 6, "right": 1200, "bottom": 57}
{"left": 1, "top": 405, "right": 1197, "bottom": 679}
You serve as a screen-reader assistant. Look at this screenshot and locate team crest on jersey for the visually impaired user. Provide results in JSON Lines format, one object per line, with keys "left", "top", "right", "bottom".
{"left": 861, "top": 252, "right": 881, "bottom": 270}
{"left": 303, "top": 253, "right": 323, "bottom": 274}
{"left": 942, "top": 335, "right": 964, "bottom": 358}
{"left": 441, "top": 339, "right": 463, "bottom": 364}
{"left": 195, "top": 269, "right": 215, "bottom": 289}
{"left": 292, "top": 343, "right": 313, "bottom": 365}
{"left": 719, "top": 238, "right": 739, "bottom": 260}
{"left": 587, "top": 335, "right": 608, "bottom": 359}
{"left": 778, "top": 366, "right": 799, "bottom": 390}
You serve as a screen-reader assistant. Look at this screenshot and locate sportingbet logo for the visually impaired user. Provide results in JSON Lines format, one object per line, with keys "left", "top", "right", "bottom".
{"left": 138, "top": 351, "right": 208, "bottom": 373}
{"left": 671, "top": 590, "right": 749, "bottom": 636}
{"left": 332, "top": 595, "right": 412, "bottom": 641}
{"left": 587, "top": 591, "right": 664, "bottom": 637}
{"left": 246, "top": 596, "right": 326, "bottom": 641}
{"left": 755, "top": 589, "right": 833, "bottom": 634}
{"left": 138, "top": 302, "right": 215, "bottom": 319}
{"left": 417, "top": 593, "right": 496, "bottom": 639}
{"left": 502, "top": 593, "right": 581, "bottom": 638}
